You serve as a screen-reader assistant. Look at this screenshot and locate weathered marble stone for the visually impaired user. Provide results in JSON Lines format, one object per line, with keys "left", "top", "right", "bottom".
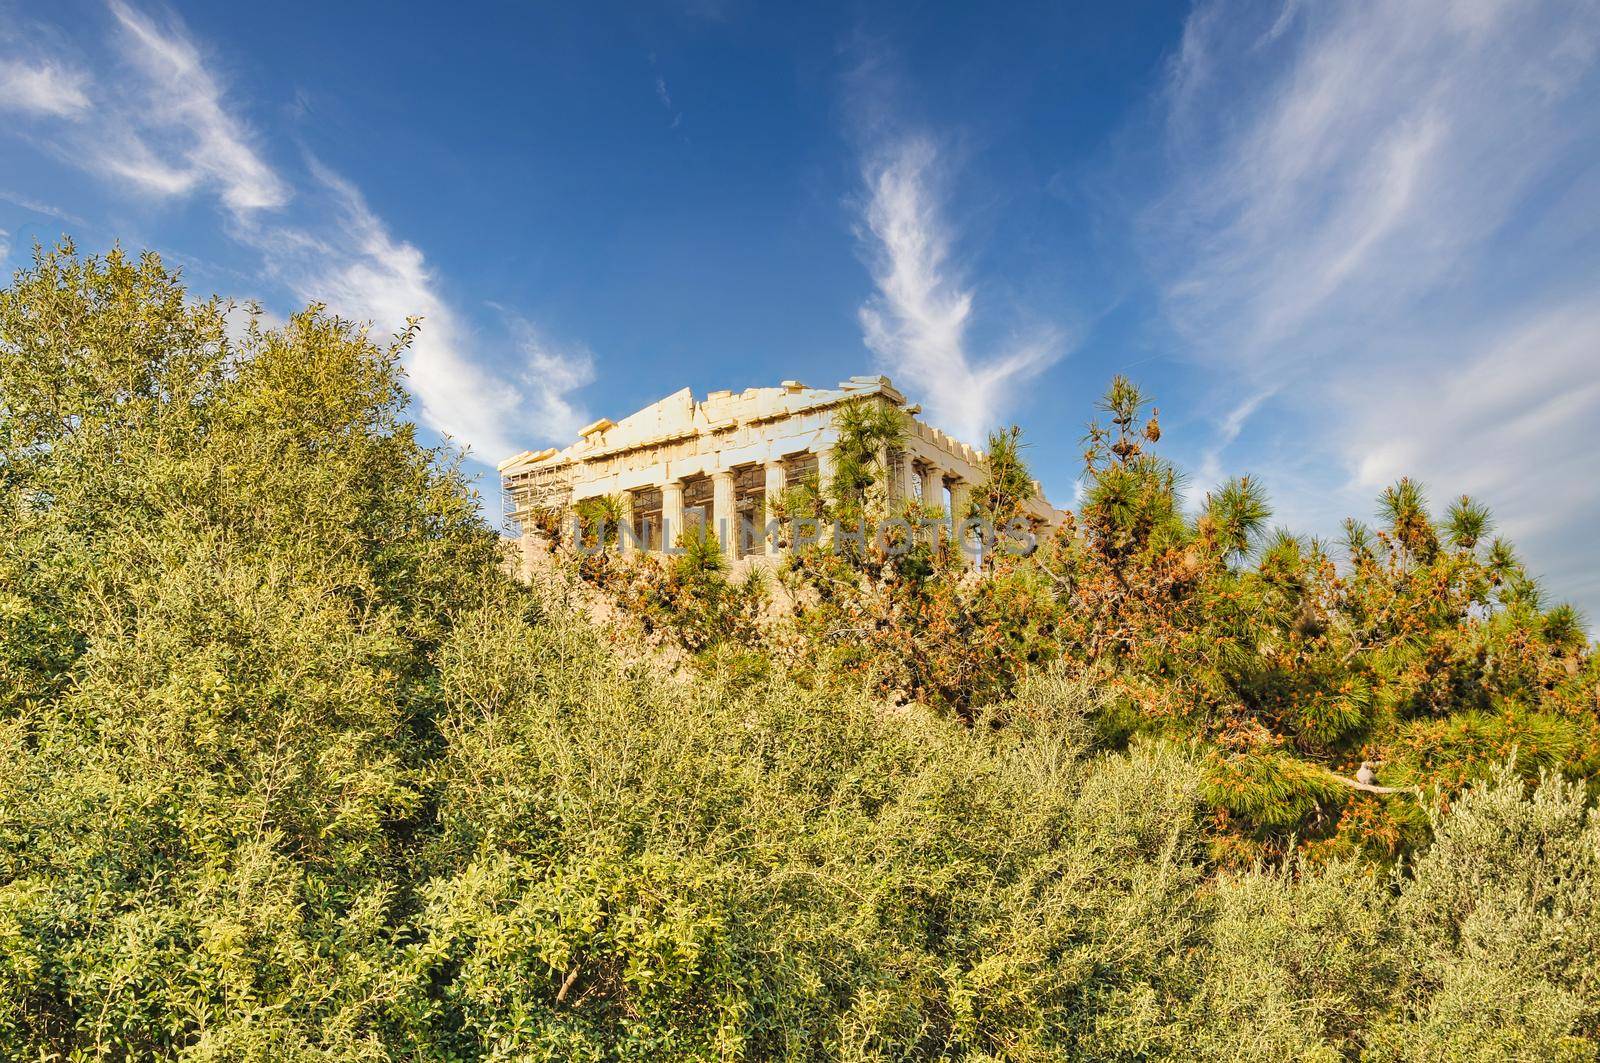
{"left": 500, "top": 375, "right": 1061, "bottom": 568}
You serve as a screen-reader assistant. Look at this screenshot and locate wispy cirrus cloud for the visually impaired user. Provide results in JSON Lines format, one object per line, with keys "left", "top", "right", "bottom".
{"left": 1154, "top": 0, "right": 1600, "bottom": 372}
{"left": 857, "top": 136, "right": 1063, "bottom": 443}
{"left": 0, "top": 57, "right": 90, "bottom": 117}
{"left": 0, "top": 189, "right": 88, "bottom": 227}
{"left": 1343, "top": 300, "right": 1600, "bottom": 610}
{"left": 507, "top": 316, "right": 596, "bottom": 444}
{"left": 1147, "top": 0, "right": 1600, "bottom": 612}
{"left": 258, "top": 161, "right": 593, "bottom": 456}
{"left": 1194, "top": 386, "right": 1276, "bottom": 494}
{"left": 0, "top": 1, "right": 591, "bottom": 463}
{"left": 652, "top": 73, "right": 682, "bottom": 130}
{"left": 100, "top": 0, "right": 289, "bottom": 216}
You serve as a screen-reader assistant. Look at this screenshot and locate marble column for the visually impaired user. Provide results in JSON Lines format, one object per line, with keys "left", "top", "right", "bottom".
{"left": 662, "top": 480, "right": 684, "bottom": 553}
{"left": 814, "top": 448, "right": 836, "bottom": 545}
{"left": 815, "top": 447, "right": 835, "bottom": 500}
{"left": 518, "top": 523, "right": 536, "bottom": 581}
{"left": 920, "top": 465, "right": 943, "bottom": 511}
{"left": 618, "top": 490, "right": 637, "bottom": 555}
{"left": 763, "top": 461, "right": 786, "bottom": 557}
{"left": 897, "top": 453, "right": 917, "bottom": 503}
{"left": 949, "top": 479, "right": 975, "bottom": 566}
{"left": 712, "top": 469, "right": 735, "bottom": 556}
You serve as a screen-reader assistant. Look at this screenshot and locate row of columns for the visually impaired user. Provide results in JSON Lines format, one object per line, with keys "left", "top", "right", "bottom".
{"left": 601, "top": 445, "right": 974, "bottom": 560}
{"left": 628, "top": 453, "right": 830, "bottom": 558}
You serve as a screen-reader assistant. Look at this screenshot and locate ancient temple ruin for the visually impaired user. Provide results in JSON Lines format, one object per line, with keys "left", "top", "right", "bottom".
{"left": 499, "top": 375, "right": 1062, "bottom": 566}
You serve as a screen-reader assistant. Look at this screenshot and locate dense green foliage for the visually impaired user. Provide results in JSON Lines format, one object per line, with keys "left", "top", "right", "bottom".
{"left": 620, "top": 379, "right": 1598, "bottom": 863}
{"left": 3, "top": 245, "right": 1600, "bottom": 1059}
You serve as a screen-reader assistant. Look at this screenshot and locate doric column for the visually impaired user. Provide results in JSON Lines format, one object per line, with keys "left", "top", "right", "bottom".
{"left": 897, "top": 453, "right": 917, "bottom": 503}
{"left": 518, "top": 523, "right": 537, "bottom": 581}
{"left": 662, "top": 480, "right": 684, "bottom": 553}
{"left": 949, "top": 479, "right": 972, "bottom": 521}
{"left": 618, "top": 490, "right": 637, "bottom": 555}
{"left": 763, "top": 461, "right": 786, "bottom": 557}
{"left": 920, "top": 465, "right": 943, "bottom": 511}
{"left": 814, "top": 448, "right": 836, "bottom": 546}
{"left": 815, "top": 447, "right": 834, "bottom": 500}
{"left": 712, "top": 470, "right": 735, "bottom": 556}
{"left": 948, "top": 479, "right": 975, "bottom": 566}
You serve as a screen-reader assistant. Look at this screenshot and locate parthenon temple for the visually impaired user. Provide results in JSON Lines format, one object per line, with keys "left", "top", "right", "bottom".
{"left": 499, "top": 375, "right": 1063, "bottom": 568}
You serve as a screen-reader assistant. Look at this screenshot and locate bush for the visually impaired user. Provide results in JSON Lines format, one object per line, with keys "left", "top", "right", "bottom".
{"left": 1370, "top": 766, "right": 1600, "bottom": 1058}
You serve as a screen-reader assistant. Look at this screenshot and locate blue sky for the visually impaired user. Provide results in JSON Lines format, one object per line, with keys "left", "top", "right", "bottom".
{"left": 3, "top": 0, "right": 1599, "bottom": 617}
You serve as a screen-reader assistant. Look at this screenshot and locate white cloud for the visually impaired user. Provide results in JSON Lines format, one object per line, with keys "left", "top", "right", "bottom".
{"left": 508, "top": 317, "right": 595, "bottom": 444}
{"left": 1194, "top": 386, "right": 1276, "bottom": 497}
{"left": 0, "top": 189, "right": 89, "bottom": 226}
{"left": 103, "top": 0, "right": 288, "bottom": 216}
{"left": 255, "top": 162, "right": 592, "bottom": 459}
{"left": 1148, "top": 0, "right": 1600, "bottom": 612}
{"left": 650, "top": 62, "right": 682, "bottom": 130}
{"left": 0, "top": 58, "right": 90, "bottom": 117}
{"left": 1153, "top": 0, "right": 1600, "bottom": 368}
{"left": 1172, "top": 0, "right": 1599, "bottom": 352}
{"left": 1343, "top": 301, "right": 1600, "bottom": 603}
{"left": 857, "top": 137, "right": 1063, "bottom": 443}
